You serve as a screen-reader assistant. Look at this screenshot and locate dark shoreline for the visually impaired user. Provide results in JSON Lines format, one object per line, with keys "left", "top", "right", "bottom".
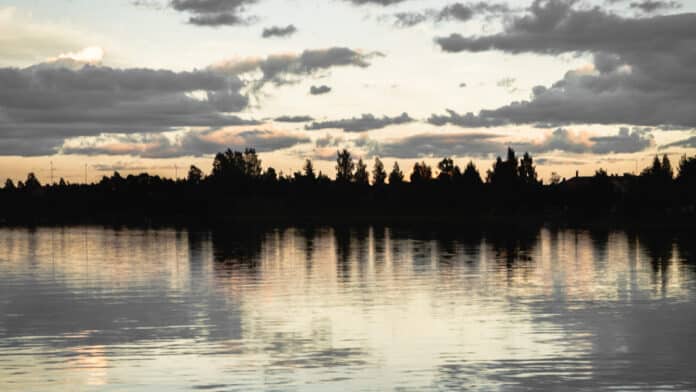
{"left": 2, "top": 213, "right": 695, "bottom": 232}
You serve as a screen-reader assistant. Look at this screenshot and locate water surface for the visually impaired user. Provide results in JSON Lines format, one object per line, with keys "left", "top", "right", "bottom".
{"left": 1, "top": 225, "right": 695, "bottom": 391}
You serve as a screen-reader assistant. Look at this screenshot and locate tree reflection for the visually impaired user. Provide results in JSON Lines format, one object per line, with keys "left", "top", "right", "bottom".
{"left": 211, "top": 227, "right": 266, "bottom": 273}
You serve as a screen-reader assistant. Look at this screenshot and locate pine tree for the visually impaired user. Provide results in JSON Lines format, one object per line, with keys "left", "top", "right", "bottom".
{"left": 354, "top": 159, "right": 369, "bottom": 185}
{"left": 303, "top": 159, "right": 316, "bottom": 180}
{"left": 335, "top": 149, "right": 355, "bottom": 183}
{"left": 388, "top": 162, "right": 404, "bottom": 184}
{"left": 410, "top": 161, "right": 432, "bottom": 184}
{"left": 372, "top": 157, "right": 387, "bottom": 186}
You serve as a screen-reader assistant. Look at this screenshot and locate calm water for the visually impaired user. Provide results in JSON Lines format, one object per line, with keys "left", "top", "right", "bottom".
{"left": 1, "top": 225, "right": 696, "bottom": 391}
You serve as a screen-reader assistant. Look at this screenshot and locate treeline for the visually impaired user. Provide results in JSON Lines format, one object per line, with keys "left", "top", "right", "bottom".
{"left": 1, "top": 148, "right": 696, "bottom": 225}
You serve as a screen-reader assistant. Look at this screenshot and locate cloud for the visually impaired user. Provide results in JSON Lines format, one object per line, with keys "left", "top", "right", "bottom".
{"left": 394, "top": 12, "right": 430, "bottom": 27}
{"left": 345, "top": 0, "right": 408, "bottom": 5}
{"left": 131, "top": 0, "right": 165, "bottom": 10}
{"left": 309, "top": 85, "right": 332, "bottom": 95}
{"left": 432, "top": 0, "right": 696, "bottom": 128}
{"left": 629, "top": 1, "right": 681, "bottom": 13}
{"left": 434, "top": 0, "right": 695, "bottom": 54}
{"left": 262, "top": 24, "right": 297, "bottom": 38}
{"left": 588, "top": 127, "right": 654, "bottom": 154}
{"left": 0, "top": 136, "right": 64, "bottom": 157}
{"left": 375, "top": 132, "right": 505, "bottom": 158}
{"left": 62, "top": 128, "right": 310, "bottom": 158}
{"left": 0, "top": 61, "right": 257, "bottom": 156}
{"left": 660, "top": 135, "right": 696, "bottom": 149}
{"left": 437, "top": 2, "right": 510, "bottom": 22}
{"left": 305, "top": 112, "right": 413, "bottom": 132}
{"left": 92, "top": 162, "right": 154, "bottom": 172}
{"left": 392, "top": 2, "right": 509, "bottom": 28}
{"left": 1, "top": 45, "right": 380, "bottom": 156}
{"left": 274, "top": 115, "right": 314, "bottom": 123}
{"left": 213, "top": 47, "right": 383, "bottom": 88}
{"left": 370, "top": 127, "right": 653, "bottom": 158}
{"left": 170, "top": 0, "right": 257, "bottom": 26}
{"left": 427, "top": 109, "right": 508, "bottom": 127}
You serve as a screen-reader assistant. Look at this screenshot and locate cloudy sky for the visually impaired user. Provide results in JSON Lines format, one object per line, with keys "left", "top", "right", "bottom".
{"left": 1, "top": 0, "right": 695, "bottom": 182}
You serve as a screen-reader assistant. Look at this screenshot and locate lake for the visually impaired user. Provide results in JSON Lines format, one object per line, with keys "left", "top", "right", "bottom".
{"left": 1, "top": 225, "right": 695, "bottom": 391}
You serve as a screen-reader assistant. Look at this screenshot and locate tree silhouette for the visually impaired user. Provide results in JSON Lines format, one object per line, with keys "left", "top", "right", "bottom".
{"left": 372, "top": 157, "right": 387, "bottom": 186}
{"left": 410, "top": 161, "right": 432, "bottom": 184}
{"left": 3, "top": 145, "right": 696, "bottom": 225}
{"left": 24, "top": 172, "right": 41, "bottom": 191}
{"left": 437, "top": 157, "right": 459, "bottom": 182}
{"left": 518, "top": 152, "right": 538, "bottom": 185}
{"left": 487, "top": 148, "right": 518, "bottom": 186}
{"left": 388, "top": 162, "right": 404, "bottom": 184}
{"left": 243, "top": 148, "right": 262, "bottom": 178}
{"left": 461, "top": 161, "right": 482, "bottom": 186}
{"left": 335, "top": 149, "right": 355, "bottom": 183}
{"left": 678, "top": 155, "right": 696, "bottom": 184}
{"left": 354, "top": 159, "right": 369, "bottom": 185}
{"left": 642, "top": 155, "right": 673, "bottom": 182}
{"left": 662, "top": 155, "right": 673, "bottom": 179}
{"left": 187, "top": 165, "right": 204, "bottom": 184}
{"left": 211, "top": 148, "right": 262, "bottom": 180}
{"left": 263, "top": 167, "right": 278, "bottom": 183}
{"left": 4, "top": 178, "right": 15, "bottom": 191}
{"left": 642, "top": 156, "right": 662, "bottom": 177}
{"left": 303, "top": 159, "right": 316, "bottom": 180}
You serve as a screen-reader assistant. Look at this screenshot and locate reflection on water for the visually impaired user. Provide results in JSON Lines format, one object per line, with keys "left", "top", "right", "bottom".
{"left": 1, "top": 225, "right": 696, "bottom": 391}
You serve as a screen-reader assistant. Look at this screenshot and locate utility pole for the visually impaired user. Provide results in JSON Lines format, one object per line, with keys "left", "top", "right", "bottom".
{"left": 174, "top": 164, "right": 178, "bottom": 180}
{"left": 84, "top": 164, "right": 88, "bottom": 185}
{"left": 50, "top": 161, "right": 54, "bottom": 185}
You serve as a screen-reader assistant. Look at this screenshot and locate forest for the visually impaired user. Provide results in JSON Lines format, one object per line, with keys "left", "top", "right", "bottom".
{"left": 1, "top": 148, "right": 696, "bottom": 226}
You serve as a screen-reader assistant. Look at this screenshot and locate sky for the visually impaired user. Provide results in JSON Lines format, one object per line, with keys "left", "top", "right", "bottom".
{"left": 1, "top": 0, "right": 695, "bottom": 183}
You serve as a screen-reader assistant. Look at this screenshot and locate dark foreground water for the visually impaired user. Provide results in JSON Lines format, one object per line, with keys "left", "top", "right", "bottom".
{"left": 1, "top": 225, "right": 696, "bottom": 391}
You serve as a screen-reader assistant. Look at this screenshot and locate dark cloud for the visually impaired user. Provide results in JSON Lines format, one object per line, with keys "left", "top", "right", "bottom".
{"left": 305, "top": 112, "right": 413, "bottom": 132}
{"left": 375, "top": 132, "right": 504, "bottom": 158}
{"left": 170, "top": 0, "right": 257, "bottom": 26}
{"left": 589, "top": 127, "right": 654, "bottom": 154}
{"left": 629, "top": 1, "right": 681, "bottom": 13}
{"left": 434, "top": 0, "right": 696, "bottom": 54}
{"left": 0, "top": 45, "right": 380, "bottom": 156}
{"left": 433, "top": 0, "right": 696, "bottom": 128}
{"left": 437, "top": 2, "right": 510, "bottom": 22}
{"left": 372, "top": 127, "right": 653, "bottom": 158}
{"left": 392, "top": 2, "right": 509, "bottom": 27}
{"left": 309, "top": 85, "right": 332, "bottom": 95}
{"left": 262, "top": 24, "right": 297, "bottom": 38}
{"left": 214, "top": 47, "right": 383, "bottom": 87}
{"left": 92, "top": 162, "right": 153, "bottom": 172}
{"left": 0, "top": 62, "right": 257, "bottom": 156}
{"left": 0, "top": 137, "right": 64, "bottom": 157}
{"left": 394, "top": 12, "right": 430, "bottom": 27}
{"left": 427, "top": 109, "right": 508, "bottom": 127}
{"left": 661, "top": 135, "right": 696, "bottom": 149}
{"left": 274, "top": 115, "right": 314, "bottom": 123}
{"left": 131, "top": 0, "right": 165, "bottom": 9}
{"left": 62, "top": 129, "right": 310, "bottom": 158}
{"left": 345, "top": 0, "right": 408, "bottom": 5}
